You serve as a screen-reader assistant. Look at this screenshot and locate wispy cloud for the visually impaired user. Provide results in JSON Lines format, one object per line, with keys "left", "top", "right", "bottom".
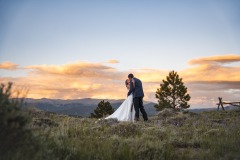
{"left": 107, "top": 59, "right": 119, "bottom": 64}
{"left": 188, "top": 54, "right": 240, "bottom": 65}
{"left": 0, "top": 61, "right": 18, "bottom": 70}
{"left": 25, "top": 61, "right": 124, "bottom": 79}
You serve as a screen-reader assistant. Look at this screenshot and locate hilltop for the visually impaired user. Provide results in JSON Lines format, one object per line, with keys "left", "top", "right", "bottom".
{"left": 23, "top": 108, "right": 240, "bottom": 160}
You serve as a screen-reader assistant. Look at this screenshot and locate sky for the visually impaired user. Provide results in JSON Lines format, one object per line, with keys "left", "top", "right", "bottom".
{"left": 0, "top": 0, "right": 240, "bottom": 108}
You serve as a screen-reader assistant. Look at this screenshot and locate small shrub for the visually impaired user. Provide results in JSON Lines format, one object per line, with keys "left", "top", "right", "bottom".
{"left": 33, "top": 118, "right": 59, "bottom": 128}
{"left": 166, "top": 113, "right": 187, "bottom": 126}
{"left": 0, "top": 83, "right": 40, "bottom": 159}
{"left": 109, "top": 123, "right": 141, "bottom": 137}
{"left": 95, "top": 118, "right": 119, "bottom": 126}
{"left": 157, "top": 108, "right": 175, "bottom": 119}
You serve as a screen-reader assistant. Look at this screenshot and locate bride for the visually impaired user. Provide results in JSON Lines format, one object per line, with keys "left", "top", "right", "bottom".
{"left": 105, "top": 79, "right": 135, "bottom": 122}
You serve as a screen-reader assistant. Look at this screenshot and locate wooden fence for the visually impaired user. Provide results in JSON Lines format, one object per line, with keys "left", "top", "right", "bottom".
{"left": 216, "top": 97, "right": 240, "bottom": 110}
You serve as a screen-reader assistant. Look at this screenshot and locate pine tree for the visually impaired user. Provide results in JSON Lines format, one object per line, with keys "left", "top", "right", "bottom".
{"left": 155, "top": 71, "right": 191, "bottom": 111}
{"left": 90, "top": 100, "right": 114, "bottom": 118}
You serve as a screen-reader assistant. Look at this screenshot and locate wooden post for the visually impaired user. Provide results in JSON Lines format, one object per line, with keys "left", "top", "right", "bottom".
{"left": 218, "top": 97, "right": 225, "bottom": 111}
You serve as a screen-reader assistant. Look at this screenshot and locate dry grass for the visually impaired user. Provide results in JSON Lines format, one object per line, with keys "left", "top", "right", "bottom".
{"left": 14, "top": 108, "right": 238, "bottom": 160}
{"left": 2, "top": 105, "right": 240, "bottom": 160}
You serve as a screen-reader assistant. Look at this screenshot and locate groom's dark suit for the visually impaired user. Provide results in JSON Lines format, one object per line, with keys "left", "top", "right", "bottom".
{"left": 127, "top": 77, "right": 148, "bottom": 121}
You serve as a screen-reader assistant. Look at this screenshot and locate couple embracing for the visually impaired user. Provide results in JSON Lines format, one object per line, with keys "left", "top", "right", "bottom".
{"left": 106, "top": 74, "right": 148, "bottom": 122}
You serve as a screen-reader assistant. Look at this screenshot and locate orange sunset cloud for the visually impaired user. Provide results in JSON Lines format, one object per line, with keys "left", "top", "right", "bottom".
{"left": 0, "top": 61, "right": 18, "bottom": 70}
{"left": 189, "top": 54, "right": 240, "bottom": 65}
{"left": 25, "top": 61, "right": 122, "bottom": 78}
{"left": 107, "top": 59, "right": 119, "bottom": 64}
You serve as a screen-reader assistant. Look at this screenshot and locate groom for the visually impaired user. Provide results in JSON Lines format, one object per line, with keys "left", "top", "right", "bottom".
{"left": 127, "top": 73, "right": 148, "bottom": 121}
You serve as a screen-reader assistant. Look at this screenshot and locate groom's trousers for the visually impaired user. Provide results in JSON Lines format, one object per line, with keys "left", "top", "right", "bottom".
{"left": 133, "top": 97, "right": 148, "bottom": 121}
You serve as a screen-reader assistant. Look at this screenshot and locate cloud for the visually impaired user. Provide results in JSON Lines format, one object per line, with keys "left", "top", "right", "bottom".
{"left": 188, "top": 54, "right": 240, "bottom": 65}
{"left": 0, "top": 54, "right": 240, "bottom": 108}
{"left": 25, "top": 61, "right": 125, "bottom": 79}
{"left": 107, "top": 59, "right": 119, "bottom": 64}
{"left": 181, "top": 64, "right": 240, "bottom": 82}
{"left": 0, "top": 61, "right": 128, "bottom": 100}
{"left": 187, "top": 81, "right": 240, "bottom": 91}
{"left": 133, "top": 68, "right": 168, "bottom": 83}
{"left": 0, "top": 61, "right": 18, "bottom": 70}
{"left": 0, "top": 75, "right": 128, "bottom": 100}
{"left": 184, "top": 54, "right": 240, "bottom": 82}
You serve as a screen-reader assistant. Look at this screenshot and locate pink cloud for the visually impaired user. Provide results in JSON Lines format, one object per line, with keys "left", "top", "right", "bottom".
{"left": 188, "top": 54, "right": 240, "bottom": 65}
{"left": 0, "top": 61, "right": 18, "bottom": 70}
{"left": 25, "top": 61, "right": 125, "bottom": 79}
{"left": 107, "top": 59, "right": 119, "bottom": 64}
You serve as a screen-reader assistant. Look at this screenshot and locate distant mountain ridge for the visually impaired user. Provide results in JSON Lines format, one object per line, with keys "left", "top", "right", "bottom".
{"left": 23, "top": 98, "right": 239, "bottom": 117}
{"left": 23, "top": 98, "right": 158, "bottom": 117}
{"left": 190, "top": 105, "right": 240, "bottom": 113}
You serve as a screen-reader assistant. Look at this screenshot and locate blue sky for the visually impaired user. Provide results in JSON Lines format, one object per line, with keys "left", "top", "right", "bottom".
{"left": 1, "top": 0, "right": 239, "bottom": 71}
{"left": 0, "top": 0, "right": 240, "bottom": 107}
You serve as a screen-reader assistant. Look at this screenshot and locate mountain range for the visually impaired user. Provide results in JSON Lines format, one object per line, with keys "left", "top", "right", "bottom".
{"left": 23, "top": 98, "right": 158, "bottom": 117}
{"left": 23, "top": 98, "right": 239, "bottom": 117}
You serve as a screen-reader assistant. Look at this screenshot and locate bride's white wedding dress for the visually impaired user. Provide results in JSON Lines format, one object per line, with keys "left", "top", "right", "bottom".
{"left": 105, "top": 94, "right": 135, "bottom": 122}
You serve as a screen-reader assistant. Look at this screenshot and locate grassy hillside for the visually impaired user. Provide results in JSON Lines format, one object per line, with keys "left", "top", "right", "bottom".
{"left": 6, "top": 108, "right": 238, "bottom": 160}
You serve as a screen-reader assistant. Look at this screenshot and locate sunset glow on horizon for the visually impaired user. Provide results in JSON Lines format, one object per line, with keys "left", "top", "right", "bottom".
{"left": 1, "top": 54, "right": 240, "bottom": 108}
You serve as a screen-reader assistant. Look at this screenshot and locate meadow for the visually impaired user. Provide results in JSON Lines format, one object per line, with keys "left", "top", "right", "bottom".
{"left": 1, "top": 83, "right": 240, "bottom": 160}
{"left": 3, "top": 107, "right": 240, "bottom": 160}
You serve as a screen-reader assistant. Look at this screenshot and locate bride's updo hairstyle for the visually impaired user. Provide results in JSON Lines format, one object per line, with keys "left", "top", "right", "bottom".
{"left": 125, "top": 79, "right": 129, "bottom": 86}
